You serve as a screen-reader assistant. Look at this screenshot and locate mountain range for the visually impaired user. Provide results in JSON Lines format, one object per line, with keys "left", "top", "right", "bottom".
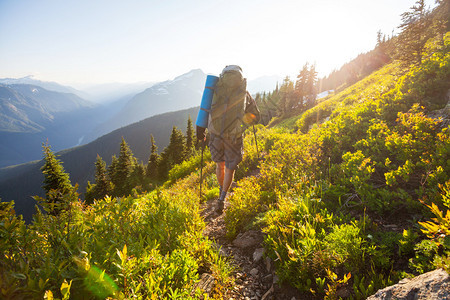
{"left": 0, "top": 106, "right": 200, "bottom": 222}
{"left": 0, "top": 76, "right": 88, "bottom": 99}
{"left": 0, "top": 83, "right": 93, "bottom": 133}
{"left": 84, "top": 69, "right": 206, "bottom": 141}
{"left": 0, "top": 70, "right": 280, "bottom": 168}
{"left": 0, "top": 69, "right": 281, "bottom": 221}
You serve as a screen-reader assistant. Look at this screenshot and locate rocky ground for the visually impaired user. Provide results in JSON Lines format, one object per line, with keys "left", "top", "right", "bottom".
{"left": 200, "top": 197, "right": 310, "bottom": 300}
{"left": 199, "top": 196, "right": 450, "bottom": 300}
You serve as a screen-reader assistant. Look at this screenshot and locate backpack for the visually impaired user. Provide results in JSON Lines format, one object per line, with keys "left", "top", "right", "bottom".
{"left": 209, "top": 66, "right": 247, "bottom": 139}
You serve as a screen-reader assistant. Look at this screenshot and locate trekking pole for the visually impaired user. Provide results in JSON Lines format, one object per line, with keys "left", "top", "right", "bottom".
{"left": 199, "top": 140, "right": 205, "bottom": 199}
{"left": 252, "top": 125, "right": 260, "bottom": 159}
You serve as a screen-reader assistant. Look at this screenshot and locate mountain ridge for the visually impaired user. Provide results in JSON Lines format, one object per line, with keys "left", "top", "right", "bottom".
{"left": 0, "top": 75, "right": 88, "bottom": 98}
{"left": 0, "top": 106, "right": 200, "bottom": 222}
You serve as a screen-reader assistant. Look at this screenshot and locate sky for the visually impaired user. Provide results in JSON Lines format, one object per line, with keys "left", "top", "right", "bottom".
{"left": 0, "top": 0, "right": 436, "bottom": 88}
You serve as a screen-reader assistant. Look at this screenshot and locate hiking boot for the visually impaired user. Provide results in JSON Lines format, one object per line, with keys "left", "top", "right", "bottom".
{"left": 216, "top": 200, "right": 224, "bottom": 214}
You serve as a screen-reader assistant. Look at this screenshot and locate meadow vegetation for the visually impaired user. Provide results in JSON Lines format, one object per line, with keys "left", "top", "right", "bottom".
{"left": 1, "top": 3, "right": 449, "bottom": 298}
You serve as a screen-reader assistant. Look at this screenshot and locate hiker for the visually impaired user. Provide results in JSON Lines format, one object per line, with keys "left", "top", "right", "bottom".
{"left": 196, "top": 65, "right": 260, "bottom": 213}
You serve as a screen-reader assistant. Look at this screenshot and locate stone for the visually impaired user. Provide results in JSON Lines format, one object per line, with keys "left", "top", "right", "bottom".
{"left": 253, "top": 248, "right": 265, "bottom": 262}
{"left": 191, "top": 273, "right": 215, "bottom": 295}
{"left": 250, "top": 268, "right": 259, "bottom": 276}
{"left": 265, "top": 257, "right": 273, "bottom": 273}
{"left": 262, "top": 274, "right": 273, "bottom": 284}
{"left": 273, "top": 275, "right": 280, "bottom": 284}
{"left": 367, "top": 268, "right": 450, "bottom": 300}
{"left": 232, "top": 230, "right": 263, "bottom": 249}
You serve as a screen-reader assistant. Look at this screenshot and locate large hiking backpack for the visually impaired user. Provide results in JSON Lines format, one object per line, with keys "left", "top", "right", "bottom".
{"left": 209, "top": 65, "right": 247, "bottom": 139}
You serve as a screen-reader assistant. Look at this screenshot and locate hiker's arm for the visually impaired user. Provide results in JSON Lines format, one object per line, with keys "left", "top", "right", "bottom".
{"left": 244, "top": 91, "right": 261, "bottom": 125}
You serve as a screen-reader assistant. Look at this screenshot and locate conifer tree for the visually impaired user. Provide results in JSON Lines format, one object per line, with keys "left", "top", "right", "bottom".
{"left": 305, "top": 63, "right": 318, "bottom": 108}
{"left": 397, "top": 0, "right": 432, "bottom": 66}
{"left": 295, "top": 63, "right": 309, "bottom": 111}
{"left": 111, "top": 137, "right": 136, "bottom": 196}
{"left": 185, "top": 116, "right": 195, "bottom": 158}
{"left": 158, "top": 126, "right": 186, "bottom": 179}
{"left": 108, "top": 154, "right": 118, "bottom": 185}
{"left": 94, "top": 155, "right": 110, "bottom": 196}
{"left": 157, "top": 152, "right": 170, "bottom": 181}
{"left": 39, "top": 143, "right": 76, "bottom": 213}
{"left": 255, "top": 93, "right": 270, "bottom": 125}
{"left": 264, "top": 91, "right": 276, "bottom": 122}
{"left": 147, "top": 134, "right": 160, "bottom": 180}
{"left": 85, "top": 155, "right": 112, "bottom": 204}
{"left": 435, "top": 0, "right": 450, "bottom": 32}
{"left": 278, "top": 76, "right": 294, "bottom": 116}
{"left": 168, "top": 126, "right": 186, "bottom": 165}
{"left": 130, "top": 162, "right": 146, "bottom": 191}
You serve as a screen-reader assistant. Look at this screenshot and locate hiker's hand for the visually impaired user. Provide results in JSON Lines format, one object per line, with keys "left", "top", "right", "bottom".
{"left": 196, "top": 126, "right": 206, "bottom": 141}
{"left": 243, "top": 112, "right": 257, "bottom": 125}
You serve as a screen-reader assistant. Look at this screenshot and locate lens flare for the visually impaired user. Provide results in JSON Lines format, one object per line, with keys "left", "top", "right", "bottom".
{"left": 84, "top": 265, "right": 118, "bottom": 298}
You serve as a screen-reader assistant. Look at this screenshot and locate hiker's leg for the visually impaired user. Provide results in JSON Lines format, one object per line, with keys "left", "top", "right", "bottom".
{"left": 222, "top": 166, "right": 235, "bottom": 194}
{"left": 216, "top": 161, "right": 225, "bottom": 189}
{"left": 216, "top": 165, "right": 233, "bottom": 213}
{"left": 217, "top": 167, "right": 234, "bottom": 208}
{"left": 220, "top": 136, "right": 242, "bottom": 201}
{"left": 216, "top": 162, "right": 227, "bottom": 213}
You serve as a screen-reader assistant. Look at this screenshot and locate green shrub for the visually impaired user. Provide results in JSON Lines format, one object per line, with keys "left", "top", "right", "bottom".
{"left": 323, "top": 223, "right": 365, "bottom": 271}
{"left": 168, "top": 150, "right": 211, "bottom": 183}
{"left": 225, "top": 177, "right": 263, "bottom": 238}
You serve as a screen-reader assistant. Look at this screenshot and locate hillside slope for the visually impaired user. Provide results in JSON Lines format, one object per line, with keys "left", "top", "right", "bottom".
{"left": 0, "top": 84, "right": 92, "bottom": 133}
{"left": 0, "top": 84, "right": 109, "bottom": 167}
{"left": 85, "top": 69, "right": 206, "bottom": 141}
{"left": 1, "top": 12, "right": 449, "bottom": 299}
{"left": 0, "top": 106, "right": 199, "bottom": 222}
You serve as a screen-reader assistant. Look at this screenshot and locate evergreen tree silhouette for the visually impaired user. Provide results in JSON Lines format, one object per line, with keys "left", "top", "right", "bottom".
{"left": 397, "top": 0, "right": 432, "bottom": 66}
{"left": 85, "top": 155, "right": 112, "bottom": 204}
{"left": 158, "top": 126, "right": 186, "bottom": 179}
{"left": 39, "top": 142, "right": 76, "bottom": 214}
{"left": 185, "top": 116, "right": 195, "bottom": 158}
{"left": 111, "top": 137, "right": 136, "bottom": 196}
{"left": 147, "top": 134, "right": 160, "bottom": 180}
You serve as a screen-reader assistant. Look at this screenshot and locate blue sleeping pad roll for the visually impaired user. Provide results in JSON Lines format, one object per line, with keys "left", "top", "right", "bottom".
{"left": 196, "top": 75, "right": 219, "bottom": 128}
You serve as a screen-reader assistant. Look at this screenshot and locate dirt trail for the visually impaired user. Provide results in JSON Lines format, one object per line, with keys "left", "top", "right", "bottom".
{"left": 201, "top": 197, "right": 305, "bottom": 300}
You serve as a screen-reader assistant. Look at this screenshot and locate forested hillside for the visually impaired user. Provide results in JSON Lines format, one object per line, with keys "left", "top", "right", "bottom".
{"left": 1, "top": 1, "right": 449, "bottom": 299}
{"left": 0, "top": 106, "right": 200, "bottom": 222}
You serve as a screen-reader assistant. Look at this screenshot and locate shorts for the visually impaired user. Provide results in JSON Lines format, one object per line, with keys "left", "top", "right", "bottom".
{"left": 209, "top": 133, "right": 243, "bottom": 170}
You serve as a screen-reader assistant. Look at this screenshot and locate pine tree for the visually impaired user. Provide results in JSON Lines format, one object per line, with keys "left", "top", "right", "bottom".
{"left": 168, "top": 126, "right": 186, "bottom": 165}
{"left": 264, "top": 91, "right": 276, "bottom": 122}
{"left": 185, "top": 116, "right": 195, "bottom": 158}
{"left": 278, "top": 76, "right": 294, "bottom": 116}
{"left": 295, "top": 63, "right": 309, "bottom": 111}
{"left": 108, "top": 154, "right": 118, "bottom": 185}
{"left": 39, "top": 143, "right": 76, "bottom": 213}
{"left": 129, "top": 162, "right": 146, "bottom": 191}
{"left": 147, "top": 134, "right": 160, "bottom": 180}
{"left": 95, "top": 155, "right": 110, "bottom": 196}
{"left": 435, "top": 0, "right": 450, "bottom": 32}
{"left": 305, "top": 63, "right": 318, "bottom": 108}
{"left": 157, "top": 152, "right": 170, "bottom": 181}
{"left": 397, "top": 0, "right": 432, "bottom": 66}
{"left": 158, "top": 126, "right": 186, "bottom": 179}
{"left": 112, "top": 137, "right": 136, "bottom": 196}
{"left": 85, "top": 155, "right": 112, "bottom": 204}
